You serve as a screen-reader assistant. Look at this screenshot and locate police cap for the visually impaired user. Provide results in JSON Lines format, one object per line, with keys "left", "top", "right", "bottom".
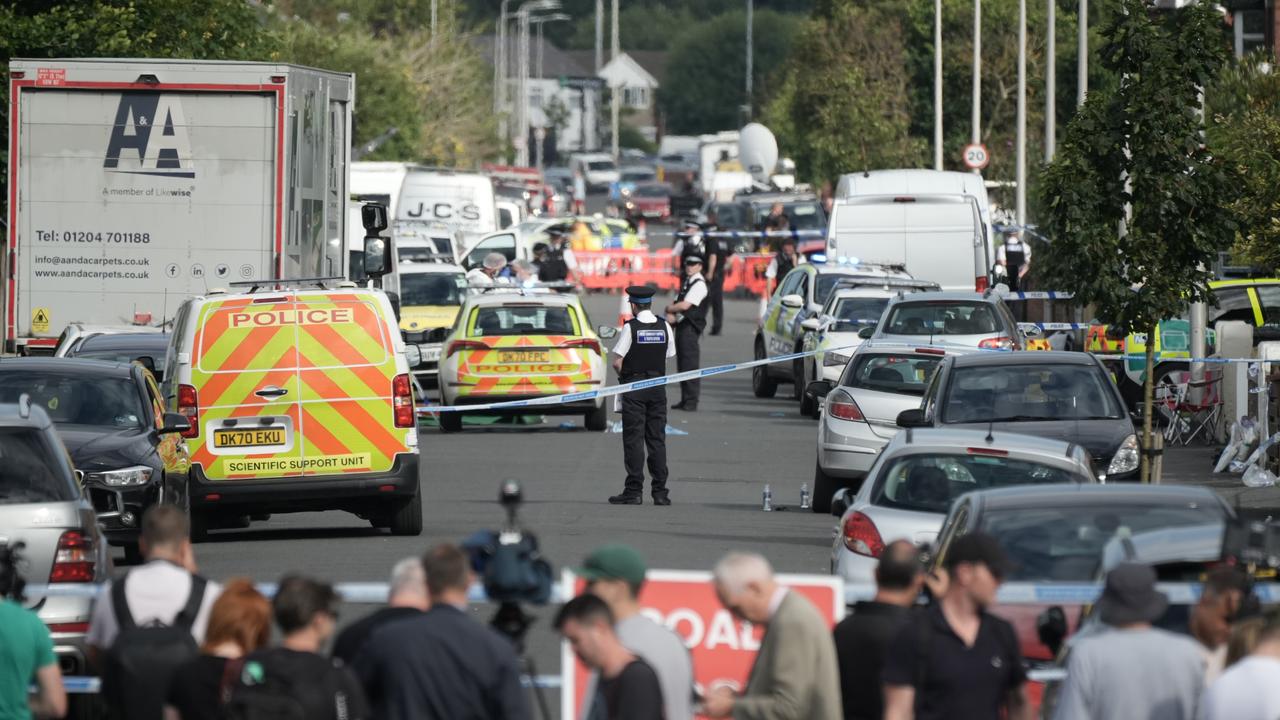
{"left": 684, "top": 254, "right": 704, "bottom": 266}
{"left": 626, "top": 285, "right": 656, "bottom": 304}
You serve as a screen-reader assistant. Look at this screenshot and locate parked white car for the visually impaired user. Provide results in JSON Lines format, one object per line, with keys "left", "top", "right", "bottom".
{"left": 828, "top": 428, "right": 1096, "bottom": 585}
{"left": 807, "top": 341, "right": 973, "bottom": 510}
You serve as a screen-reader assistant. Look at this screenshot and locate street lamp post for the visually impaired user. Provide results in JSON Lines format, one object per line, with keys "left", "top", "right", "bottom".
{"left": 1046, "top": 0, "right": 1056, "bottom": 161}
{"left": 1078, "top": 0, "right": 1088, "bottom": 107}
{"left": 1016, "top": 0, "right": 1027, "bottom": 225}
{"left": 972, "top": 0, "right": 981, "bottom": 150}
{"left": 746, "top": 0, "right": 754, "bottom": 122}
{"left": 934, "top": 0, "right": 943, "bottom": 170}
{"left": 496, "top": 0, "right": 514, "bottom": 117}
{"left": 515, "top": 0, "right": 561, "bottom": 166}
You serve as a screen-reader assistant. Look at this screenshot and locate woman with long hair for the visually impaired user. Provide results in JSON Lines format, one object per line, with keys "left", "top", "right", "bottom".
{"left": 164, "top": 579, "right": 271, "bottom": 720}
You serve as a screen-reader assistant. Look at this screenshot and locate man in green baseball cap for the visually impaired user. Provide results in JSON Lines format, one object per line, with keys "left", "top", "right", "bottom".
{"left": 576, "top": 545, "right": 694, "bottom": 720}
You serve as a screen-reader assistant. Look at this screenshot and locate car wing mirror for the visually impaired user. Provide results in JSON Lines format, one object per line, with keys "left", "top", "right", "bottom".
{"left": 1019, "top": 323, "right": 1044, "bottom": 338}
{"left": 857, "top": 326, "right": 876, "bottom": 340}
{"left": 598, "top": 325, "right": 619, "bottom": 339}
{"left": 800, "top": 318, "right": 821, "bottom": 332}
{"left": 780, "top": 294, "right": 804, "bottom": 309}
{"left": 159, "top": 412, "right": 192, "bottom": 435}
{"left": 830, "top": 487, "right": 851, "bottom": 517}
{"left": 806, "top": 380, "right": 834, "bottom": 400}
{"left": 896, "top": 408, "right": 926, "bottom": 428}
{"left": 1037, "top": 605, "right": 1068, "bottom": 657}
{"left": 403, "top": 345, "right": 423, "bottom": 367}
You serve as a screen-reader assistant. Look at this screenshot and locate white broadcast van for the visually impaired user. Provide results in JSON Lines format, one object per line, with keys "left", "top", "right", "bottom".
{"left": 569, "top": 153, "right": 620, "bottom": 192}
{"left": 6, "top": 58, "right": 354, "bottom": 354}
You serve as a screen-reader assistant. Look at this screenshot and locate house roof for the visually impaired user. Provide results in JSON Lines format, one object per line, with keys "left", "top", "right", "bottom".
{"left": 473, "top": 35, "right": 596, "bottom": 79}
{"left": 626, "top": 51, "right": 668, "bottom": 84}
{"left": 598, "top": 52, "right": 659, "bottom": 89}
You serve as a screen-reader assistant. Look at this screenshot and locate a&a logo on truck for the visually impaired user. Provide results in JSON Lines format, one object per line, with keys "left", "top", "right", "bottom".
{"left": 103, "top": 93, "right": 195, "bottom": 179}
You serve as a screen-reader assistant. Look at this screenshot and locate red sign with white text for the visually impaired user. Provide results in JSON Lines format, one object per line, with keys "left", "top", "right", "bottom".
{"left": 560, "top": 570, "right": 844, "bottom": 720}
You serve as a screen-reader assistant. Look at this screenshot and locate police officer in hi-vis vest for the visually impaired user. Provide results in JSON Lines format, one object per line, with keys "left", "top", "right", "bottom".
{"left": 609, "top": 286, "right": 677, "bottom": 506}
{"left": 666, "top": 255, "right": 708, "bottom": 411}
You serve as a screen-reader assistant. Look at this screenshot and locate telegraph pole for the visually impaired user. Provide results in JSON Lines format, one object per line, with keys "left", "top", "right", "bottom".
{"left": 610, "top": 0, "right": 620, "bottom": 160}
{"left": 972, "top": 0, "right": 981, "bottom": 149}
{"left": 1016, "top": 0, "right": 1027, "bottom": 224}
{"left": 1078, "top": 0, "right": 1088, "bottom": 107}
{"left": 934, "top": 0, "right": 943, "bottom": 171}
{"left": 1045, "top": 0, "right": 1057, "bottom": 161}
{"left": 746, "top": 0, "right": 754, "bottom": 122}
{"left": 595, "top": 0, "right": 603, "bottom": 71}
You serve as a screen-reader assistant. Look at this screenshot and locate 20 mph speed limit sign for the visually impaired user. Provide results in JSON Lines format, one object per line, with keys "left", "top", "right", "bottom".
{"left": 963, "top": 143, "right": 990, "bottom": 170}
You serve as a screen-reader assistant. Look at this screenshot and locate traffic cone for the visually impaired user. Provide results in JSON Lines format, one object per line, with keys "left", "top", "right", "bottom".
{"left": 618, "top": 292, "right": 632, "bottom": 326}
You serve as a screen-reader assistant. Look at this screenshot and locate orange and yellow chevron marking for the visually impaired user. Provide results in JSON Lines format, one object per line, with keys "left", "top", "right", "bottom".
{"left": 190, "top": 294, "right": 408, "bottom": 481}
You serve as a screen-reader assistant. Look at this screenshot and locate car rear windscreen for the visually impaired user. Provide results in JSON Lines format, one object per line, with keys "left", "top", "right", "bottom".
{"left": 978, "top": 506, "right": 1223, "bottom": 582}
{"left": 473, "top": 306, "right": 578, "bottom": 336}
{"left": 0, "top": 374, "right": 144, "bottom": 429}
{"left": 942, "top": 363, "right": 1124, "bottom": 423}
{"left": 0, "top": 428, "right": 75, "bottom": 504}
{"left": 401, "top": 273, "right": 467, "bottom": 307}
{"left": 842, "top": 354, "right": 941, "bottom": 396}
{"left": 883, "top": 301, "right": 998, "bottom": 336}
{"left": 830, "top": 297, "right": 890, "bottom": 332}
{"left": 873, "top": 453, "right": 1083, "bottom": 515}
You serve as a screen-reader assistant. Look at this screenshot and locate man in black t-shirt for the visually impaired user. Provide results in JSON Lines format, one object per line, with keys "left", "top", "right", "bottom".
{"left": 833, "top": 540, "right": 924, "bottom": 720}
{"left": 882, "top": 533, "right": 1029, "bottom": 720}
{"left": 556, "top": 593, "right": 664, "bottom": 720}
{"left": 227, "top": 574, "right": 368, "bottom": 720}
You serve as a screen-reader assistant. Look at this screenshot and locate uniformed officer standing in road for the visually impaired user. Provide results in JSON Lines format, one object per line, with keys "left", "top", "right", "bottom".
{"left": 610, "top": 286, "right": 676, "bottom": 506}
{"left": 995, "top": 229, "right": 1031, "bottom": 292}
{"left": 703, "top": 211, "right": 730, "bottom": 336}
{"left": 666, "top": 256, "right": 708, "bottom": 412}
{"left": 538, "top": 226, "right": 579, "bottom": 290}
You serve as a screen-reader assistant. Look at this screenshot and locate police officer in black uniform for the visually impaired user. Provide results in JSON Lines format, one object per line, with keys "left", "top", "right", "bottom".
{"left": 703, "top": 211, "right": 730, "bottom": 336}
{"left": 666, "top": 255, "right": 709, "bottom": 411}
{"left": 538, "top": 227, "right": 571, "bottom": 283}
{"left": 996, "top": 229, "right": 1031, "bottom": 292}
{"left": 609, "top": 286, "right": 676, "bottom": 506}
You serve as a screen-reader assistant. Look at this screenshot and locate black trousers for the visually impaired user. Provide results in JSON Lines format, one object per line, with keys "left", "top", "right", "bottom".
{"left": 676, "top": 322, "right": 702, "bottom": 406}
{"left": 707, "top": 275, "right": 725, "bottom": 334}
{"left": 621, "top": 384, "right": 668, "bottom": 496}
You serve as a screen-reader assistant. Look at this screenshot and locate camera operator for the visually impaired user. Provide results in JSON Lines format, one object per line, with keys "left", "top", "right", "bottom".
{"left": 0, "top": 542, "right": 67, "bottom": 719}
{"left": 354, "top": 544, "right": 528, "bottom": 720}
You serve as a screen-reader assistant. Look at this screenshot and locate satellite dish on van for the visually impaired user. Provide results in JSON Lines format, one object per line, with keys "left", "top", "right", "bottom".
{"left": 738, "top": 123, "right": 779, "bottom": 185}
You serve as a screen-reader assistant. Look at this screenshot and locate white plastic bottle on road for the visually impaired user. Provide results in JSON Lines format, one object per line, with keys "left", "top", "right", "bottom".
{"left": 800, "top": 482, "right": 811, "bottom": 510}
{"left": 762, "top": 484, "right": 773, "bottom": 511}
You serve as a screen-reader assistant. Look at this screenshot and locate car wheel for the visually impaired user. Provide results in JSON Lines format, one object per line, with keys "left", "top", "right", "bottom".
{"left": 439, "top": 411, "right": 463, "bottom": 433}
{"left": 190, "top": 510, "right": 209, "bottom": 543}
{"left": 813, "top": 460, "right": 840, "bottom": 514}
{"left": 752, "top": 340, "right": 778, "bottom": 398}
{"left": 799, "top": 362, "right": 817, "bottom": 417}
{"left": 123, "top": 543, "right": 143, "bottom": 565}
{"left": 585, "top": 403, "right": 609, "bottom": 432}
{"left": 388, "top": 485, "right": 423, "bottom": 536}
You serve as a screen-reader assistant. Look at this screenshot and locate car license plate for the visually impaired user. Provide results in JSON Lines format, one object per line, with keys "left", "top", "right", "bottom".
{"left": 212, "top": 428, "right": 285, "bottom": 449}
{"left": 422, "top": 346, "right": 442, "bottom": 362}
{"left": 498, "top": 351, "right": 548, "bottom": 363}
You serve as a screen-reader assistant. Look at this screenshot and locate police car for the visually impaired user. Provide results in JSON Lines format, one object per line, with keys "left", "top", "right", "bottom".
{"left": 435, "top": 289, "right": 609, "bottom": 432}
{"left": 753, "top": 259, "right": 936, "bottom": 401}
{"left": 392, "top": 261, "right": 468, "bottom": 384}
{"left": 797, "top": 282, "right": 940, "bottom": 416}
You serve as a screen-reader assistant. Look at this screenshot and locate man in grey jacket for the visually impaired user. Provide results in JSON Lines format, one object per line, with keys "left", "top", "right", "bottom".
{"left": 703, "top": 552, "right": 841, "bottom": 720}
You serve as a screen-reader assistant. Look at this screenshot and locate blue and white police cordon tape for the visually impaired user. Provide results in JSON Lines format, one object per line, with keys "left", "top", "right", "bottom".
{"left": 419, "top": 343, "right": 859, "bottom": 415}
{"left": 1019, "top": 322, "right": 1093, "bottom": 331}
{"left": 997, "top": 290, "right": 1076, "bottom": 301}
{"left": 652, "top": 229, "right": 827, "bottom": 240}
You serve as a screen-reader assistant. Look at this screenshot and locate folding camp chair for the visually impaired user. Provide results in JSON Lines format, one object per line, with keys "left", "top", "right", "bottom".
{"left": 1165, "top": 369, "right": 1223, "bottom": 446}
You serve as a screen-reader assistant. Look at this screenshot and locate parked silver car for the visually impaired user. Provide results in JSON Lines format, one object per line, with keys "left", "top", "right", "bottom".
{"left": 864, "top": 290, "right": 1034, "bottom": 350}
{"left": 807, "top": 341, "right": 974, "bottom": 511}
{"left": 829, "top": 427, "right": 1095, "bottom": 587}
{"left": 0, "top": 397, "right": 111, "bottom": 684}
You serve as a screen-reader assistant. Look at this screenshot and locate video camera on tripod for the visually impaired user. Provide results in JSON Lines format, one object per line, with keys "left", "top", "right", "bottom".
{"left": 463, "top": 480, "right": 555, "bottom": 606}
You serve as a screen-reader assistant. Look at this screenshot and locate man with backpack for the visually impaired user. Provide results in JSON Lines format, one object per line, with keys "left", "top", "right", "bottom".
{"left": 882, "top": 532, "right": 1030, "bottom": 720}
{"left": 87, "top": 505, "right": 221, "bottom": 720}
{"left": 225, "top": 574, "right": 368, "bottom": 720}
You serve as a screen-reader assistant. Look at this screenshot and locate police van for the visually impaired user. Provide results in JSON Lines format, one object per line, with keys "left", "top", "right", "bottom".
{"left": 162, "top": 280, "right": 422, "bottom": 538}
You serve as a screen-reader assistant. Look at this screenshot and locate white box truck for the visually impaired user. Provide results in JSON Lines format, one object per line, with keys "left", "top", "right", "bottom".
{"left": 5, "top": 58, "right": 354, "bottom": 353}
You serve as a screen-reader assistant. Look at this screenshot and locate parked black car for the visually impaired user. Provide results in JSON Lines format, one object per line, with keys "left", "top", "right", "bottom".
{"left": 897, "top": 351, "right": 1140, "bottom": 481}
{"left": 63, "top": 332, "right": 171, "bottom": 382}
{"left": 0, "top": 358, "right": 190, "bottom": 561}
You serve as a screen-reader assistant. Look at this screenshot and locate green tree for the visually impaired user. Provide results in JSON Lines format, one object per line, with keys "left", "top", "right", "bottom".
{"left": 764, "top": 4, "right": 925, "bottom": 185}
{"left": 1206, "top": 54, "right": 1280, "bottom": 271}
{"left": 1037, "top": 0, "right": 1233, "bottom": 479}
{"left": 659, "top": 9, "right": 800, "bottom": 134}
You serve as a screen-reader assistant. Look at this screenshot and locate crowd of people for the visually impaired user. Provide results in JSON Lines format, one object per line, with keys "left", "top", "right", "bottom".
{"left": 6, "top": 504, "right": 1280, "bottom": 719}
